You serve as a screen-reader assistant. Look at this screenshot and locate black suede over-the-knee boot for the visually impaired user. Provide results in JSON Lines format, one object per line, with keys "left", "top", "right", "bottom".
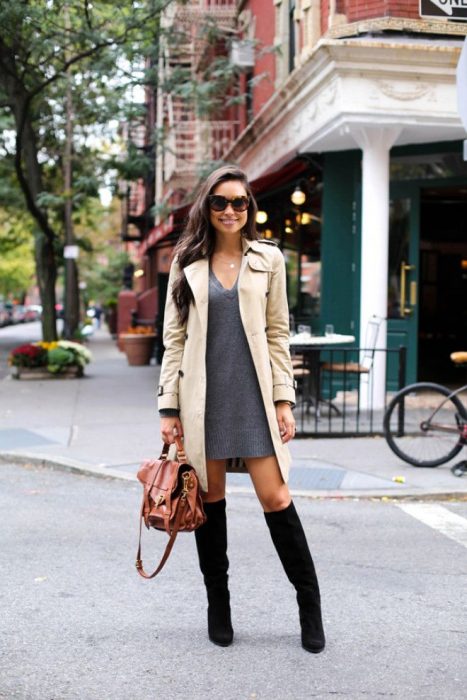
{"left": 194, "top": 498, "right": 233, "bottom": 647}
{"left": 264, "top": 501, "right": 325, "bottom": 653}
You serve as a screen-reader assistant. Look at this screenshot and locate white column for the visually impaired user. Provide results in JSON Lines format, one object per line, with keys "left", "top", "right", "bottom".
{"left": 350, "top": 127, "right": 401, "bottom": 410}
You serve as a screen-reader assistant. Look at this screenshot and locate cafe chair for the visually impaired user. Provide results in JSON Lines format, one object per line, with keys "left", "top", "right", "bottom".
{"left": 321, "top": 315, "right": 383, "bottom": 408}
{"left": 291, "top": 353, "right": 313, "bottom": 413}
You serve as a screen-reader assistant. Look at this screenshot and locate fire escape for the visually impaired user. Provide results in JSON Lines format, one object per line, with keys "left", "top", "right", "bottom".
{"left": 120, "top": 96, "right": 156, "bottom": 243}
{"left": 156, "top": 0, "right": 240, "bottom": 209}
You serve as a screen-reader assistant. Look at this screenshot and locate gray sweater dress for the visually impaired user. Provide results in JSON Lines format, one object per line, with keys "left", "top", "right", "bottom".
{"left": 204, "top": 268, "right": 274, "bottom": 460}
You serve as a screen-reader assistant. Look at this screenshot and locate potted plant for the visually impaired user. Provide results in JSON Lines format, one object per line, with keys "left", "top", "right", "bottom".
{"left": 9, "top": 341, "right": 92, "bottom": 378}
{"left": 120, "top": 326, "right": 156, "bottom": 366}
{"left": 46, "top": 341, "right": 92, "bottom": 376}
{"left": 8, "top": 343, "right": 48, "bottom": 377}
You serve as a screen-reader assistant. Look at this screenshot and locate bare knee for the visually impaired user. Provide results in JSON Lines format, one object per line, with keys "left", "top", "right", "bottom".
{"left": 260, "top": 484, "right": 291, "bottom": 513}
{"left": 245, "top": 456, "right": 291, "bottom": 513}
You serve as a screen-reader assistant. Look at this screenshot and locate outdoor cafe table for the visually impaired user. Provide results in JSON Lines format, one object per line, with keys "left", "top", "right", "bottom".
{"left": 288, "top": 333, "right": 356, "bottom": 415}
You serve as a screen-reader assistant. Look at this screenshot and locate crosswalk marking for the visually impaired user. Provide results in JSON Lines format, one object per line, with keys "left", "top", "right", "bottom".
{"left": 397, "top": 503, "right": 467, "bottom": 550}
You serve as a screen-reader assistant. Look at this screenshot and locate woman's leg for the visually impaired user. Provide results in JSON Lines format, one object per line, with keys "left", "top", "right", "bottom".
{"left": 194, "top": 459, "right": 233, "bottom": 646}
{"left": 202, "top": 458, "right": 227, "bottom": 503}
{"left": 243, "top": 455, "right": 291, "bottom": 512}
{"left": 245, "top": 456, "right": 325, "bottom": 653}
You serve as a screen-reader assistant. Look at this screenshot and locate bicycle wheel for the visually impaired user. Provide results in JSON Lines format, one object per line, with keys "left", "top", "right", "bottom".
{"left": 384, "top": 382, "right": 465, "bottom": 467}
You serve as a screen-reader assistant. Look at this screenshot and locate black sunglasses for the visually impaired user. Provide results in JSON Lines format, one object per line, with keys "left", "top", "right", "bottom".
{"left": 208, "top": 195, "right": 250, "bottom": 212}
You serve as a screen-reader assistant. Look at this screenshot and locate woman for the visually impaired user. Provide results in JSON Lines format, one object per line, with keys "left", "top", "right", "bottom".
{"left": 158, "top": 165, "right": 325, "bottom": 654}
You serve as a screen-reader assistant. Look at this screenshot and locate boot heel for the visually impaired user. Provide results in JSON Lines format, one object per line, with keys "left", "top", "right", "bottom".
{"left": 207, "top": 592, "right": 233, "bottom": 646}
{"left": 300, "top": 608, "right": 325, "bottom": 653}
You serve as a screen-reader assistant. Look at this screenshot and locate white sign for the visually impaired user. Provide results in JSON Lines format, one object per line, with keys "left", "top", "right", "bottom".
{"left": 457, "top": 38, "right": 467, "bottom": 131}
{"left": 63, "top": 245, "right": 79, "bottom": 259}
{"left": 420, "top": 0, "right": 467, "bottom": 19}
{"left": 230, "top": 40, "right": 255, "bottom": 69}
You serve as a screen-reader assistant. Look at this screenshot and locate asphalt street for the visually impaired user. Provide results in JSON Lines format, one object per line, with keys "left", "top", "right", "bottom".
{"left": 1, "top": 462, "right": 466, "bottom": 700}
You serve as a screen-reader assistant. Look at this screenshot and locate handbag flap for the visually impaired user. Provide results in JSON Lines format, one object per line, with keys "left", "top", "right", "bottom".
{"left": 137, "top": 458, "right": 179, "bottom": 493}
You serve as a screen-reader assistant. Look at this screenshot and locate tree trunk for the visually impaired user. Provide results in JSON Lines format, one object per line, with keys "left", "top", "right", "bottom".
{"left": 0, "top": 45, "right": 58, "bottom": 341}
{"left": 34, "top": 232, "right": 58, "bottom": 341}
{"left": 62, "top": 62, "right": 80, "bottom": 340}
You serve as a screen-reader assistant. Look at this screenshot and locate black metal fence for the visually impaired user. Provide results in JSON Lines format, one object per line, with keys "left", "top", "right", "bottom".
{"left": 291, "top": 346, "right": 407, "bottom": 437}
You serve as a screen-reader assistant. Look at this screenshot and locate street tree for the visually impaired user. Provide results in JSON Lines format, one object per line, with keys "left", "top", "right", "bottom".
{"left": 0, "top": 0, "right": 165, "bottom": 340}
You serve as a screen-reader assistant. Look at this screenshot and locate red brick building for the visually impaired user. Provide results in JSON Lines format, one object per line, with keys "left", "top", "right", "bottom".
{"left": 127, "top": 0, "right": 467, "bottom": 390}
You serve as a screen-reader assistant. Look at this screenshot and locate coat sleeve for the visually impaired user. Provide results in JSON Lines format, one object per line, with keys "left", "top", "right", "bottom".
{"left": 266, "top": 248, "right": 296, "bottom": 406}
{"left": 157, "top": 259, "right": 187, "bottom": 411}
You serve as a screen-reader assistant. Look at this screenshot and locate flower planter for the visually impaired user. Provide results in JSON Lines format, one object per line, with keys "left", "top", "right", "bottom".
{"left": 121, "top": 334, "right": 156, "bottom": 366}
{"left": 11, "top": 365, "right": 84, "bottom": 380}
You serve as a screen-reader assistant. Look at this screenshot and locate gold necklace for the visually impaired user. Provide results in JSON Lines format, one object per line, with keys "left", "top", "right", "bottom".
{"left": 213, "top": 252, "right": 242, "bottom": 269}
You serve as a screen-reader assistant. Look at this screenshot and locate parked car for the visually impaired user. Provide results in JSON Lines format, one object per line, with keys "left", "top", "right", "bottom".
{"left": 24, "top": 304, "right": 42, "bottom": 322}
{"left": 0, "top": 302, "right": 14, "bottom": 326}
{"left": 0, "top": 302, "right": 10, "bottom": 327}
{"left": 11, "top": 304, "right": 26, "bottom": 323}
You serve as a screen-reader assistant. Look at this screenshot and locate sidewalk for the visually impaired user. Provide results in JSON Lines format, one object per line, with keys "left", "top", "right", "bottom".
{"left": 1, "top": 327, "right": 466, "bottom": 499}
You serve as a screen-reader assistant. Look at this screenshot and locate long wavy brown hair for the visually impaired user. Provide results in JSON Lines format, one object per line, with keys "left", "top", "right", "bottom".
{"left": 172, "top": 165, "right": 258, "bottom": 324}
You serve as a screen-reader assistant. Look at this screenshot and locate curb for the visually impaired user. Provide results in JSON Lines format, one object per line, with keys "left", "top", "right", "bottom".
{"left": 2, "top": 451, "right": 467, "bottom": 501}
{"left": 0, "top": 451, "right": 136, "bottom": 483}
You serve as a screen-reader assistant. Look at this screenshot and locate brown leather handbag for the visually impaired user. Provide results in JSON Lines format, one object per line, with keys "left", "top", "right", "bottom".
{"left": 135, "top": 436, "right": 207, "bottom": 579}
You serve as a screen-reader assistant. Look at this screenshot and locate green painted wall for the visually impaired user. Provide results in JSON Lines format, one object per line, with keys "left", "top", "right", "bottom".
{"left": 321, "top": 150, "right": 361, "bottom": 339}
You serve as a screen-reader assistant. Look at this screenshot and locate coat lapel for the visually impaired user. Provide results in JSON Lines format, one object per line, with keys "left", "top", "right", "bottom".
{"left": 184, "top": 258, "right": 209, "bottom": 335}
{"left": 238, "top": 238, "right": 274, "bottom": 337}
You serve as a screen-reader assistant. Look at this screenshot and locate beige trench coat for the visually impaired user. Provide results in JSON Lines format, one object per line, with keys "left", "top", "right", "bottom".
{"left": 157, "top": 237, "right": 296, "bottom": 492}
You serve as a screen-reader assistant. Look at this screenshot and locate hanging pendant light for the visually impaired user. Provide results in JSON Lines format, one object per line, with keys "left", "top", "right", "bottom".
{"left": 290, "top": 184, "right": 306, "bottom": 206}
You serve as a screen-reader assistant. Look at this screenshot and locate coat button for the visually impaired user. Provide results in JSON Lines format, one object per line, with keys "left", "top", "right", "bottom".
{"left": 178, "top": 370, "right": 184, "bottom": 377}
{"left": 185, "top": 334, "right": 188, "bottom": 340}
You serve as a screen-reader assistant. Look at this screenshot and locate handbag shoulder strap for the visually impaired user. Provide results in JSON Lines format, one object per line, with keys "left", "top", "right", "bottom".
{"left": 135, "top": 494, "right": 188, "bottom": 579}
{"left": 135, "top": 436, "right": 191, "bottom": 580}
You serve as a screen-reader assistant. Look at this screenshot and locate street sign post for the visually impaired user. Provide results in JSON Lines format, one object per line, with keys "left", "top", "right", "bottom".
{"left": 420, "top": 0, "right": 467, "bottom": 20}
{"left": 457, "top": 38, "right": 467, "bottom": 159}
{"left": 457, "top": 38, "right": 467, "bottom": 128}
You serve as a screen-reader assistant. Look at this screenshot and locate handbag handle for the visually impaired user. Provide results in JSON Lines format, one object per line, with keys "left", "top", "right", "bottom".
{"left": 135, "top": 435, "right": 191, "bottom": 580}
{"left": 160, "top": 435, "right": 187, "bottom": 463}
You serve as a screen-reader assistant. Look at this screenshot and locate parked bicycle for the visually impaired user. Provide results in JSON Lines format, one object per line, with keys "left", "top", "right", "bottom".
{"left": 383, "top": 352, "right": 467, "bottom": 476}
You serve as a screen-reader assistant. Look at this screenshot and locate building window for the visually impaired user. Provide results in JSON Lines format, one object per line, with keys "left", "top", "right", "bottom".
{"left": 288, "top": 0, "right": 296, "bottom": 73}
{"left": 275, "top": 0, "right": 300, "bottom": 83}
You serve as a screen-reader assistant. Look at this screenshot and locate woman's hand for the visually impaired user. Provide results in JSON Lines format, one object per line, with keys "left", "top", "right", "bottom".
{"left": 161, "top": 416, "right": 184, "bottom": 444}
{"left": 276, "top": 402, "right": 295, "bottom": 443}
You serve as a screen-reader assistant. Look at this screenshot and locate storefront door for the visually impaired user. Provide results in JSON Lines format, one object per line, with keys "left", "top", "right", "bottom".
{"left": 387, "top": 182, "right": 420, "bottom": 388}
{"left": 417, "top": 184, "right": 467, "bottom": 383}
{"left": 387, "top": 179, "right": 467, "bottom": 388}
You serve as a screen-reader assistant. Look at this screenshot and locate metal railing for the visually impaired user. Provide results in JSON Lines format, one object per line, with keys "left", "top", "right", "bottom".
{"left": 164, "top": 120, "right": 240, "bottom": 180}
{"left": 292, "top": 346, "right": 407, "bottom": 437}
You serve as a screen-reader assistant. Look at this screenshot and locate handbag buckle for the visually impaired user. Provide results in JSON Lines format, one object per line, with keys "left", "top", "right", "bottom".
{"left": 181, "top": 472, "right": 193, "bottom": 498}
